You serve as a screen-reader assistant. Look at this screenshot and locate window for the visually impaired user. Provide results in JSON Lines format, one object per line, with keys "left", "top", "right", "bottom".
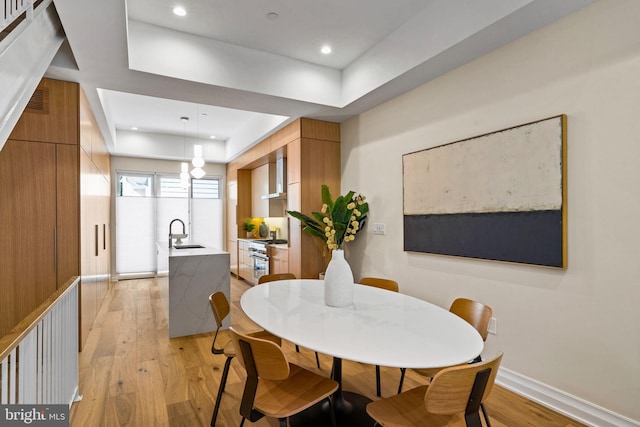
{"left": 192, "top": 177, "right": 221, "bottom": 199}
{"left": 158, "top": 175, "right": 188, "bottom": 198}
{"left": 118, "top": 173, "right": 153, "bottom": 197}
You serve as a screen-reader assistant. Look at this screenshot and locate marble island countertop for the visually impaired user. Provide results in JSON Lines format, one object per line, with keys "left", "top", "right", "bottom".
{"left": 158, "top": 242, "right": 228, "bottom": 257}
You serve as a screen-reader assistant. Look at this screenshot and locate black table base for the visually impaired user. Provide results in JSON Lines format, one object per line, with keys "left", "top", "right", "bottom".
{"left": 289, "top": 357, "right": 374, "bottom": 427}
{"left": 289, "top": 391, "right": 373, "bottom": 427}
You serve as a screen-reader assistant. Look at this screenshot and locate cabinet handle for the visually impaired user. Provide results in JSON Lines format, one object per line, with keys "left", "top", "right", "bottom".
{"left": 103, "top": 224, "right": 106, "bottom": 250}
{"left": 287, "top": 217, "right": 290, "bottom": 247}
{"left": 54, "top": 227, "right": 57, "bottom": 270}
{"left": 95, "top": 224, "right": 99, "bottom": 257}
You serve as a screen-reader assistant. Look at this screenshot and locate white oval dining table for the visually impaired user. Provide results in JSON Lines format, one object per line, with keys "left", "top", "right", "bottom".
{"left": 240, "top": 279, "right": 484, "bottom": 426}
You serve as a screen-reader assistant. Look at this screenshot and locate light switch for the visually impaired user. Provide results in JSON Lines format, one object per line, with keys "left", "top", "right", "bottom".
{"left": 373, "top": 223, "right": 385, "bottom": 235}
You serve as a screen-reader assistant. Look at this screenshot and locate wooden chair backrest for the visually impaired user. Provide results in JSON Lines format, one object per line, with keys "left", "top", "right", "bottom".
{"left": 258, "top": 273, "right": 296, "bottom": 284}
{"left": 209, "top": 292, "right": 229, "bottom": 329}
{"left": 359, "top": 277, "right": 399, "bottom": 293}
{"left": 229, "top": 327, "right": 290, "bottom": 380}
{"left": 449, "top": 298, "right": 493, "bottom": 341}
{"left": 425, "top": 352, "right": 503, "bottom": 415}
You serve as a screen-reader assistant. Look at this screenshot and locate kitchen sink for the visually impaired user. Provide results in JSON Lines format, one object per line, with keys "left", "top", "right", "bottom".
{"left": 174, "top": 244, "right": 205, "bottom": 249}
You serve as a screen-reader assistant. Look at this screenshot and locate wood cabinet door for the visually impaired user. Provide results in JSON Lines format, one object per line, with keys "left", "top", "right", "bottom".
{"left": 9, "top": 78, "right": 79, "bottom": 145}
{"left": 0, "top": 140, "right": 57, "bottom": 336}
{"left": 251, "top": 164, "right": 269, "bottom": 217}
{"left": 56, "top": 144, "right": 80, "bottom": 287}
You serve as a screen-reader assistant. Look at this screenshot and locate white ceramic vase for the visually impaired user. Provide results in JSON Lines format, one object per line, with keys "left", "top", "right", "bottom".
{"left": 323, "top": 249, "right": 354, "bottom": 307}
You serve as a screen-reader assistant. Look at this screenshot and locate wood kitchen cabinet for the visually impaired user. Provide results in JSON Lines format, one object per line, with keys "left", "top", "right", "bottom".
{"left": 1, "top": 78, "right": 84, "bottom": 338}
{"left": 226, "top": 118, "right": 340, "bottom": 281}
{"left": 0, "top": 140, "right": 57, "bottom": 337}
{"left": 286, "top": 123, "right": 340, "bottom": 279}
{"left": 227, "top": 179, "right": 238, "bottom": 276}
{"left": 238, "top": 239, "right": 253, "bottom": 282}
{"left": 0, "top": 77, "right": 111, "bottom": 345}
{"left": 269, "top": 246, "right": 289, "bottom": 274}
{"left": 251, "top": 164, "right": 269, "bottom": 218}
{"left": 8, "top": 78, "right": 79, "bottom": 145}
{"left": 79, "top": 89, "right": 111, "bottom": 348}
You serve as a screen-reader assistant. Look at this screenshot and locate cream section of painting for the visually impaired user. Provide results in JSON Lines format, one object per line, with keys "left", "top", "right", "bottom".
{"left": 403, "top": 117, "right": 563, "bottom": 215}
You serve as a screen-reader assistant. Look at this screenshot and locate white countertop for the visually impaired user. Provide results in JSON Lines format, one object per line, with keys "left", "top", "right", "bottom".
{"left": 241, "top": 279, "right": 484, "bottom": 369}
{"left": 157, "top": 242, "right": 228, "bottom": 257}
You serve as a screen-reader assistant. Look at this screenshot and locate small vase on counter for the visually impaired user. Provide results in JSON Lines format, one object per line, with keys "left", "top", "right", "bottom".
{"left": 323, "top": 249, "right": 353, "bottom": 307}
{"left": 259, "top": 221, "right": 268, "bottom": 238}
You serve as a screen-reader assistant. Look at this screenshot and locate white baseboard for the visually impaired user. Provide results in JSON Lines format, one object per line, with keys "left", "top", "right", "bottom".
{"left": 497, "top": 368, "right": 639, "bottom": 427}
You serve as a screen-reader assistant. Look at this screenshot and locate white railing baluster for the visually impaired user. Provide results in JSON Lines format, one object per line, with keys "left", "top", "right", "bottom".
{"left": 8, "top": 349, "right": 16, "bottom": 404}
{"left": 0, "top": 278, "right": 79, "bottom": 408}
{"left": 1, "top": 350, "right": 7, "bottom": 404}
{"left": 19, "top": 332, "right": 36, "bottom": 402}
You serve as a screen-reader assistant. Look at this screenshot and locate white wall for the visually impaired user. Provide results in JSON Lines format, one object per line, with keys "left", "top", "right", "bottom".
{"left": 341, "top": 0, "right": 640, "bottom": 423}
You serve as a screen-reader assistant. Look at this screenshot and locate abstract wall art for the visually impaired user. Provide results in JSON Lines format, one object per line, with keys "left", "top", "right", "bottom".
{"left": 403, "top": 115, "right": 567, "bottom": 268}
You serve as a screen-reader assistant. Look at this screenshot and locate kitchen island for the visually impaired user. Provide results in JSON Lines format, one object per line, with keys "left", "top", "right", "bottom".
{"left": 157, "top": 242, "right": 230, "bottom": 338}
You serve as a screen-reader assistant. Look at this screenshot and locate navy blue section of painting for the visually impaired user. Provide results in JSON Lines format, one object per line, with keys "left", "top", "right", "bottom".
{"left": 404, "top": 210, "right": 563, "bottom": 267}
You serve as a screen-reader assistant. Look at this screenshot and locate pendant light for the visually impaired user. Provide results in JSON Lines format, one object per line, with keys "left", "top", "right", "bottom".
{"left": 179, "top": 116, "right": 190, "bottom": 189}
{"left": 190, "top": 107, "right": 206, "bottom": 179}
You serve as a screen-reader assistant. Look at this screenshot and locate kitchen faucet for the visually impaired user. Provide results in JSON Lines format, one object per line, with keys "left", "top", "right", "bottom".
{"left": 169, "top": 218, "right": 187, "bottom": 247}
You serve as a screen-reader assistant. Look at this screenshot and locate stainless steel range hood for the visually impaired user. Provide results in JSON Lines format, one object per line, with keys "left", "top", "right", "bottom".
{"left": 262, "top": 157, "right": 287, "bottom": 200}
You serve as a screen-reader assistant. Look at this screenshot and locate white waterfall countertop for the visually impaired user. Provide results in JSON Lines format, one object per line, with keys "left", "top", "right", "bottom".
{"left": 157, "top": 242, "right": 230, "bottom": 338}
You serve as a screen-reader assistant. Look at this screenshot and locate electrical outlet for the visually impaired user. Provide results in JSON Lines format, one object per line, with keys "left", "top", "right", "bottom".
{"left": 373, "top": 223, "right": 385, "bottom": 235}
{"left": 488, "top": 317, "right": 497, "bottom": 335}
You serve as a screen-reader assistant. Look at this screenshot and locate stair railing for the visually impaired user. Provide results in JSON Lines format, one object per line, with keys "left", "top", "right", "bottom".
{"left": 0, "top": 277, "right": 80, "bottom": 407}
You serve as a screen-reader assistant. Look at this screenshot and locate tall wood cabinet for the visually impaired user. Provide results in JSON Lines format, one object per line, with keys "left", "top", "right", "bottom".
{"left": 286, "top": 121, "right": 340, "bottom": 279}
{"left": 0, "top": 78, "right": 80, "bottom": 338}
{"left": 227, "top": 169, "right": 251, "bottom": 277}
{"left": 0, "top": 78, "right": 110, "bottom": 347}
{"left": 79, "top": 88, "right": 111, "bottom": 348}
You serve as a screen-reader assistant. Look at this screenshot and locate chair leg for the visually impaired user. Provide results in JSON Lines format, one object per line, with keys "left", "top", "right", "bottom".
{"left": 279, "top": 418, "right": 287, "bottom": 427}
{"left": 397, "top": 367, "right": 406, "bottom": 394}
{"left": 375, "top": 365, "right": 381, "bottom": 397}
{"left": 295, "top": 344, "right": 300, "bottom": 353}
{"left": 211, "top": 355, "right": 233, "bottom": 426}
{"left": 481, "top": 402, "right": 491, "bottom": 427}
{"left": 239, "top": 418, "right": 245, "bottom": 427}
{"left": 315, "top": 352, "right": 321, "bottom": 369}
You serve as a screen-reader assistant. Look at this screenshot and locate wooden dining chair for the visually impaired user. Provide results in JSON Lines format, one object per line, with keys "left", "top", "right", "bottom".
{"left": 229, "top": 327, "right": 339, "bottom": 427}
{"left": 208, "top": 292, "right": 281, "bottom": 427}
{"left": 397, "top": 297, "right": 493, "bottom": 424}
{"left": 358, "top": 277, "right": 402, "bottom": 397}
{"left": 257, "top": 272, "right": 296, "bottom": 284}
{"left": 258, "top": 273, "right": 321, "bottom": 369}
{"left": 367, "top": 352, "right": 503, "bottom": 427}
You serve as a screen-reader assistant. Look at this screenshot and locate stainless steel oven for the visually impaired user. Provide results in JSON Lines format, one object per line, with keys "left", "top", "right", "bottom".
{"left": 248, "top": 241, "right": 269, "bottom": 284}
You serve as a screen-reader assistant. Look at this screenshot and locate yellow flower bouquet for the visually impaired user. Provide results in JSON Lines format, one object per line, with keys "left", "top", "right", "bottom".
{"left": 287, "top": 185, "right": 369, "bottom": 250}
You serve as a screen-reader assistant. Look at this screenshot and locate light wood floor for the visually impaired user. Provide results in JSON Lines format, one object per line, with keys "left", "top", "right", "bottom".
{"left": 70, "top": 277, "right": 586, "bottom": 427}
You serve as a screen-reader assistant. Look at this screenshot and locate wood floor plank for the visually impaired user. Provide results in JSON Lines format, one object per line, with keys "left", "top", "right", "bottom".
{"left": 103, "top": 392, "right": 137, "bottom": 426}
{"left": 166, "top": 400, "right": 202, "bottom": 427}
{"left": 70, "top": 276, "right": 587, "bottom": 427}
{"left": 134, "top": 359, "right": 170, "bottom": 427}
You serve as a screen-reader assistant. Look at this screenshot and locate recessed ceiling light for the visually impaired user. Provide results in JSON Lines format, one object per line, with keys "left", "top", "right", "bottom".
{"left": 210, "top": 135, "right": 216, "bottom": 139}
{"left": 131, "top": 126, "right": 138, "bottom": 130}
{"left": 173, "top": 6, "right": 187, "bottom": 16}
{"left": 321, "top": 45, "right": 332, "bottom": 55}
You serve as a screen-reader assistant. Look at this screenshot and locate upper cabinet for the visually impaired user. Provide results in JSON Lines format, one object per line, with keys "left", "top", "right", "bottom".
{"left": 251, "top": 163, "right": 286, "bottom": 218}
{"left": 9, "top": 78, "right": 79, "bottom": 145}
{"left": 79, "top": 89, "right": 110, "bottom": 176}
